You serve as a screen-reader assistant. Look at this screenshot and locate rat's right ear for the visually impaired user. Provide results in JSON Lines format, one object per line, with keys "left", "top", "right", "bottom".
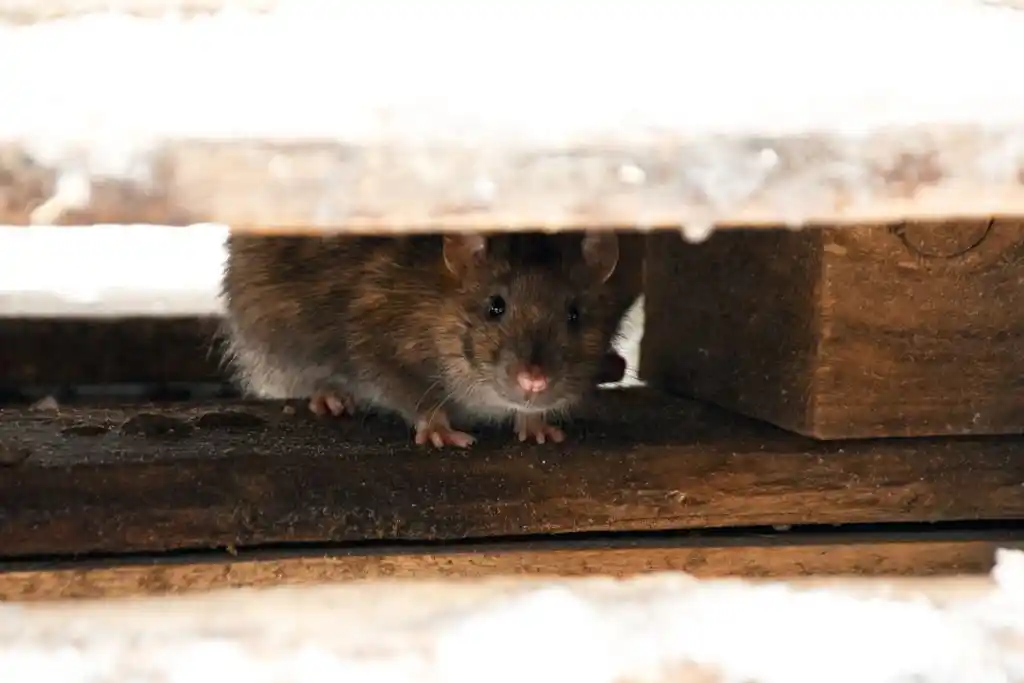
{"left": 443, "top": 233, "right": 487, "bottom": 277}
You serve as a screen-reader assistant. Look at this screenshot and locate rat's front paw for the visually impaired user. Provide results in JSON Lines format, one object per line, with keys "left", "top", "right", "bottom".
{"left": 514, "top": 413, "right": 566, "bottom": 445}
{"left": 308, "top": 390, "right": 355, "bottom": 417}
{"left": 414, "top": 413, "right": 476, "bottom": 449}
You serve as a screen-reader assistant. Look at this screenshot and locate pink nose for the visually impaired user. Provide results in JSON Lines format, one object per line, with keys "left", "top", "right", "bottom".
{"left": 516, "top": 368, "right": 549, "bottom": 394}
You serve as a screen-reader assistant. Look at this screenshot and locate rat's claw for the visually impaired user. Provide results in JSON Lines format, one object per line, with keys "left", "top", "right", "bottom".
{"left": 308, "top": 391, "right": 354, "bottom": 417}
{"left": 514, "top": 413, "right": 566, "bottom": 444}
{"left": 415, "top": 425, "right": 476, "bottom": 449}
{"left": 414, "top": 414, "right": 476, "bottom": 449}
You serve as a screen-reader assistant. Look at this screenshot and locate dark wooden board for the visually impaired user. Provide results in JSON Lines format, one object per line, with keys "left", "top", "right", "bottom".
{"left": 3, "top": 530, "right": 1020, "bottom": 601}
{"left": 1, "top": 388, "right": 1023, "bottom": 558}
{"left": 0, "top": 317, "right": 227, "bottom": 388}
{"left": 640, "top": 223, "right": 1024, "bottom": 439}
{"left": 640, "top": 229, "right": 821, "bottom": 434}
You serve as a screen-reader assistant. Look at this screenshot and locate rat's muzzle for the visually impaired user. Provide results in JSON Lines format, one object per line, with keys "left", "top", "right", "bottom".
{"left": 516, "top": 365, "right": 548, "bottom": 394}
{"left": 501, "top": 363, "right": 559, "bottom": 410}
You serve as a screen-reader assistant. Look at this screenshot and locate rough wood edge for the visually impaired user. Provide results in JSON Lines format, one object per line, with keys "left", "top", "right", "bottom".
{"left": 4, "top": 134, "right": 1024, "bottom": 232}
{"left": 3, "top": 531, "right": 1023, "bottom": 602}
{"left": 4, "top": 549, "right": 1024, "bottom": 683}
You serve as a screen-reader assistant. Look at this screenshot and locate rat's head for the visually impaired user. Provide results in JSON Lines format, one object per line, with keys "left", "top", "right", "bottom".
{"left": 438, "top": 231, "right": 620, "bottom": 415}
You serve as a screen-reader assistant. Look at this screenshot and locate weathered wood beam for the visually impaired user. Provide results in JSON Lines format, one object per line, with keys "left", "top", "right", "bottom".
{"left": 3, "top": 2, "right": 1024, "bottom": 232}
{"left": 3, "top": 530, "right": 1023, "bottom": 601}
{"left": 639, "top": 222, "right": 1024, "bottom": 439}
{"left": 3, "top": 388, "right": 1023, "bottom": 558}
{"left": 4, "top": 551, "right": 1024, "bottom": 683}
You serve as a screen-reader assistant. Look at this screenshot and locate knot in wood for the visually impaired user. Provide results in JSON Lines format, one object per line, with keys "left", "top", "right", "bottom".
{"left": 61, "top": 423, "right": 111, "bottom": 437}
{"left": 0, "top": 441, "right": 31, "bottom": 466}
{"left": 891, "top": 221, "right": 993, "bottom": 259}
{"left": 194, "top": 411, "right": 268, "bottom": 429}
{"left": 119, "top": 413, "right": 194, "bottom": 439}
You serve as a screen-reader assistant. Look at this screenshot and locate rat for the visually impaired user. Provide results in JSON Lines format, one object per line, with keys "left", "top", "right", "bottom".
{"left": 219, "top": 230, "right": 624, "bottom": 448}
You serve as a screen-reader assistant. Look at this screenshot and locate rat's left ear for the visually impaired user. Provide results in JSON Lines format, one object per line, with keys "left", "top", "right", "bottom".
{"left": 443, "top": 233, "right": 487, "bottom": 278}
{"left": 581, "top": 231, "right": 619, "bottom": 284}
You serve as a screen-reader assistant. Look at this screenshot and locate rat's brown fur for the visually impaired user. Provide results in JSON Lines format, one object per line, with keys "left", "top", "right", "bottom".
{"left": 220, "top": 231, "right": 623, "bottom": 443}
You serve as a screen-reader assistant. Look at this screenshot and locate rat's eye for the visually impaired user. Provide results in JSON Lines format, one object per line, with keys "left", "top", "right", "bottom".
{"left": 567, "top": 303, "right": 581, "bottom": 326}
{"left": 486, "top": 295, "right": 506, "bottom": 320}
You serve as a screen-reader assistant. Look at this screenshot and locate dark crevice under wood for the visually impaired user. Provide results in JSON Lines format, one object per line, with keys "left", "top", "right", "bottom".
{"left": 5, "top": 519, "right": 1022, "bottom": 567}
{"left": 2, "top": 388, "right": 1023, "bottom": 559}
{"left": 0, "top": 317, "right": 228, "bottom": 389}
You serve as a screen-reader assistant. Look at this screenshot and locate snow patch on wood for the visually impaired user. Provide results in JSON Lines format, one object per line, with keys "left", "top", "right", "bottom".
{"left": 2, "top": 2, "right": 1024, "bottom": 231}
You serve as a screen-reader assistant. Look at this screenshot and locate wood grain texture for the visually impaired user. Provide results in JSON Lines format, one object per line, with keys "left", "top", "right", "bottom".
{"left": 2, "top": 388, "right": 1024, "bottom": 558}
{"left": 641, "top": 221, "right": 1024, "bottom": 439}
{"left": 5, "top": 4, "right": 1024, "bottom": 231}
{"left": 3, "top": 531, "right": 1021, "bottom": 601}
{"left": 641, "top": 228, "right": 823, "bottom": 433}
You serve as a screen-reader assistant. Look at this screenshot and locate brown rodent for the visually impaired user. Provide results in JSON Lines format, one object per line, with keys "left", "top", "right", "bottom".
{"left": 220, "top": 231, "right": 624, "bottom": 447}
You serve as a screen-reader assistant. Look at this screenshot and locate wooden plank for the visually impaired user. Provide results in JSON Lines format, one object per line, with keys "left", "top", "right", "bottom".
{"left": 2, "top": 556, "right": 1023, "bottom": 683}
{"left": 4, "top": 2, "right": 1024, "bottom": 231}
{"left": 2, "top": 388, "right": 1024, "bottom": 558}
{"left": 0, "top": 317, "right": 227, "bottom": 388}
{"left": 3, "top": 531, "right": 1022, "bottom": 601}
{"left": 640, "top": 230, "right": 821, "bottom": 435}
{"left": 639, "top": 221, "right": 1024, "bottom": 439}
